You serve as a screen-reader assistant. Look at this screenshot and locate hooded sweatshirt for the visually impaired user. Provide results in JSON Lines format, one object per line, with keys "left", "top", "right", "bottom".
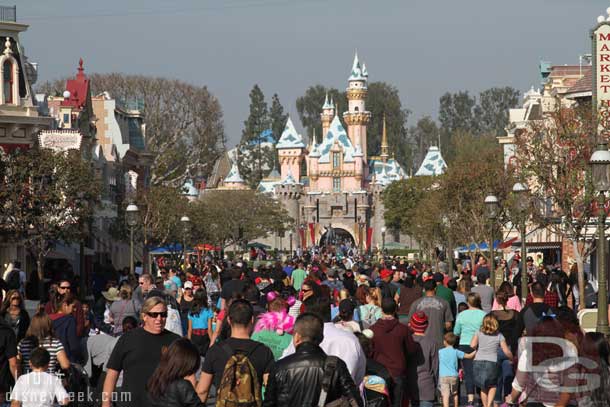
{"left": 370, "top": 317, "right": 413, "bottom": 377}
{"left": 49, "top": 313, "right": 81, "bottom": 363}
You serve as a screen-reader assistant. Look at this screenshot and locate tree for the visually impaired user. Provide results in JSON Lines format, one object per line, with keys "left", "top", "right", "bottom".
{"left": 409, "top": 116, "right": 439, "bottom": 173}
{"left": 382, "top": 176, "right": 435, "bottom": 234}
{"left": 296, "top": 85, "right": 346, "bottom": 139}
{"left": 269, "top": 93, "right": 288, "bottom": 143}
{"left": 188, "top": 190, "right": 293, "bottom": 250}
{"left": 239, "top": 85, "right": 272, "bottom": 187}
{"left": 137, "top": 185, "right": 190, "bottom": 265}
{"left": 474, "top": 87, "right": 521, "bottom": 137}
{"left": 438, "top": 91, "right": 477, "bottom": 160}
{"left": 269, "top": 93, "right": 288, "bottom": 169}
{"left": 512, "top": 102, "right": 597, "bottom": 304}
{"left": 366, "top": 82, "right": 411, "bottom": 168}
{"left": 37, "top": 74, "right": 226, "bottom": 186}
{"left": 0, "top": 148, "right": 100, "bottom": 299}
{"left": 440, "top": 132, "right": 512, "bottom": 262}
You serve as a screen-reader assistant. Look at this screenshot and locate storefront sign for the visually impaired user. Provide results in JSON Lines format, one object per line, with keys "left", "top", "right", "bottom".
{"left": 38, "top": 130, "right": 82, "bottom": 151}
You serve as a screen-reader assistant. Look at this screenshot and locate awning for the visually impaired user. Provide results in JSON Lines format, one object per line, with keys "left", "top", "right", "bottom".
{"left": 511, "top": 241, "right": 562, "bottom": 250}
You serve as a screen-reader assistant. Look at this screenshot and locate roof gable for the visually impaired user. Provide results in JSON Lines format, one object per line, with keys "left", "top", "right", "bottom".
{"left": 276, "top": 117, "right": 305, "bottom": 149}
{"left": 318, "top": 115, "right": 355, "bottom": 163}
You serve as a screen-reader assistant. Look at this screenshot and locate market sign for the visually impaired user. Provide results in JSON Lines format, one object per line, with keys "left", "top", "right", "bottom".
{"left": 38, "top": 130, "right": 82, "bottom": 151}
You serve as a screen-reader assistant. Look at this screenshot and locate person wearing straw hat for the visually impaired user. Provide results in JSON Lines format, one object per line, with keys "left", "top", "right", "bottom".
{"left": 407, "top": 311, "right": 438, "bottom": 407}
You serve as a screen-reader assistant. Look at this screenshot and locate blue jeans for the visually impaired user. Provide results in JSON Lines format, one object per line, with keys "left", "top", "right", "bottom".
{"left": 494, "top": 348, "right": 514, "bottom": 403}
{"left": 459, "top": 344, "right": 475, "bottom": 395}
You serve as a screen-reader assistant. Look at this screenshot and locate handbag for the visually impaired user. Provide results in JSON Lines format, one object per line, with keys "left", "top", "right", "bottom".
{"left": 317, "top": 356, "right": 359, "bottom": 407}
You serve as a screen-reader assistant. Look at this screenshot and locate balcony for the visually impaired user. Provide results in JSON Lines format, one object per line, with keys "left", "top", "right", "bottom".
{"left": 0, "top": 6, "right": 16, "bottom": 22}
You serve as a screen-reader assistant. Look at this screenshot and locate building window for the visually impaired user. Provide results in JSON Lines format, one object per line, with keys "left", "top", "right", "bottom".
{"left": 333, "top": 152, "right": 340, "bottom": 169}
{"left": 3, "top": 60, "right": 12, "bottom": 104}
{"left": 63, "top": 113, "right": 70, "bottom": 124}
{"left": 333, "top": 177, "right": 341, "bottom": 192}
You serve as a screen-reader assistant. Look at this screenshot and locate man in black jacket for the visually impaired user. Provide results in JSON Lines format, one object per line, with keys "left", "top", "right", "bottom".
{"left": 263, "top": 313, "right": 363, "bottom": 407}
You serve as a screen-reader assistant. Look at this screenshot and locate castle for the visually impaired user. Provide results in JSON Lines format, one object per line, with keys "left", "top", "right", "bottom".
{"left": 210, "top": 54, "right": 412, "bottom": 250}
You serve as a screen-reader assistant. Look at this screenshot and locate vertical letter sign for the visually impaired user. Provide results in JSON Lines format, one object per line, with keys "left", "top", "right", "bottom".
{"left": 594, "top": 22, "right": 610, "bottom": 136}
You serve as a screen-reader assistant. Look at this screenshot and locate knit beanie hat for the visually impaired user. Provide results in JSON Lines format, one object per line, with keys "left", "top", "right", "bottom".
{"left": 410, "top": 311, "right": 429, "bottom": 334}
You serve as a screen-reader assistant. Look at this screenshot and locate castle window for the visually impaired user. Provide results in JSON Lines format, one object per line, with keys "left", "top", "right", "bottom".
{"left": 332, "top": 152, "right": 340, "bottom": 169}
{"left": 3, "top": 60, "right": 12, "bottom": 104}
{"left": 354, "top": 106, "right": 359, "bottom": 112}
{"left": 333, "top": 177, "right": 341, "bottom": 192}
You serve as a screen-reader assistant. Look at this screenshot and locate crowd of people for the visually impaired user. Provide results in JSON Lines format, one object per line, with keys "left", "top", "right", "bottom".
{"left": 0, "top": 249, "right": 609, "bottom": 407}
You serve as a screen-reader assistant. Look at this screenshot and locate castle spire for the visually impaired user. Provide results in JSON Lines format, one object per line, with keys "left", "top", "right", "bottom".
{"left": 380, "top": 114, "right": 389, "bottom": 163}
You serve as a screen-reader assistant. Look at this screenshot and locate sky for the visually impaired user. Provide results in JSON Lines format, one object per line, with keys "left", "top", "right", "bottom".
{"left": 16, "top": 0, "right": 609, "bottom": 147}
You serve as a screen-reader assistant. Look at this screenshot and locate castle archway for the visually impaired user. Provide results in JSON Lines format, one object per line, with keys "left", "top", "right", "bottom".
{"left": 319, "top": 226, "right": 356, "bottom": 247}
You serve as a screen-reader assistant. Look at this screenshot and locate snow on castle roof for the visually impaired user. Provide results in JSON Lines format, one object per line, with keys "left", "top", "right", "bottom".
{"left": 276, "top": 117, "right": 305, "bottom": 149}
{"left": 415, "top": 146, "right": 447, "bottom": 176}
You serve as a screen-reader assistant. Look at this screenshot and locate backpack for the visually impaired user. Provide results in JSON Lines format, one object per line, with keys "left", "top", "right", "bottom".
{"left": 360, "top": 305, "right": 377, "bottom": 330}
{"left": 216, "top": 343, "right": 262, "bottom": 407}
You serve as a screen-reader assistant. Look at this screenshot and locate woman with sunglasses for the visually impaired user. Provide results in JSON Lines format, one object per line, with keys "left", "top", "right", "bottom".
{"left": 0, "top": 289, "right": 29, "bottom": 342}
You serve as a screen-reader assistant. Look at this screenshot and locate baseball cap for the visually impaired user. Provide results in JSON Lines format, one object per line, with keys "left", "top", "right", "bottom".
{"left": 183, "top": 281, "right": 193, "bottom": 289}
{"left": 380, "top": 269, "right": 393, "bottom": 279}
{"left": 433, "top": 272, "right": 444, "bottom": 282}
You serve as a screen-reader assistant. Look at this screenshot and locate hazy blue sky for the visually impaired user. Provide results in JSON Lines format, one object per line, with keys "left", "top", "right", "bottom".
{"left": 16, "top": 0, "right": 608, "bottom": 146}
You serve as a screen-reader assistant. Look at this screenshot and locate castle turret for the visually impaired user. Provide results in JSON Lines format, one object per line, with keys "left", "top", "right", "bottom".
{"left": 343, "top": 52, "right": 371, "bottom": 167}
{"left": 321, "top": 93, "right": 334, "bottom": 136}
{"left": 276, "top": 116, "right": 305, "bottom": 182}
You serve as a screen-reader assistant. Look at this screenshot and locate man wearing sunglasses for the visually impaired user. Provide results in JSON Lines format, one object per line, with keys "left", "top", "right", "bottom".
{"left": 103, "top": 296, "right": 180, "bottom": 407}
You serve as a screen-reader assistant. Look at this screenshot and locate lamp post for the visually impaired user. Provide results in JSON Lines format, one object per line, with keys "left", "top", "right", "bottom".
{"left": 289, "top": 230, "right": 293, "bottom": 256}
{"left": 589, "top": 142, "right": 610, "bottom": 336}
{"left": 381, "top": 226, "right": 386, "bottom": 254}
{"left": 512, "top": 182, "right": 530, "bottom": 303}
{"left": 125, "top": 203, "right": 139, "bottom": 276}
{"left": 180, "top": 215, "right": 191, "bottom": 269}
{"left": 485, "top": 195, "right": 500, "bottom": 289}
{"left": 442, "top": 216, "right": 454, "bottom": 278}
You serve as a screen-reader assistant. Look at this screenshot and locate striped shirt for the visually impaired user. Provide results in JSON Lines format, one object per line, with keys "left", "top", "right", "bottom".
{"left": 18, "top": 337, "right": 64, "bottom": 374}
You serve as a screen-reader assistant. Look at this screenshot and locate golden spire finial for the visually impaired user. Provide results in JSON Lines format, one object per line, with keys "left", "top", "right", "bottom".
{"left": 380, "top": 113, "right": 389, "bottom": 163}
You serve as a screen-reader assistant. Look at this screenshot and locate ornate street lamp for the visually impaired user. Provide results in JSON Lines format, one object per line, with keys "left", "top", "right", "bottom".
{"left": 590, "top": 142, "right": 610, "bottom": 335}
{"left": 512, "top": 182, "right": 530, "bottom": 303}
{"left": 289, "top": 230, "right": 293, "bottom": 256}
{"left": 180, "top": 215, "right": 191, "bottom": 268}
{"left": 381, "top": 226, "right": 387, "bottom": 254}
{"left": 485, "top": 195, "right": 500, "bottom": 288}
{"left": 125, "top": 203, "right": 139, "bottom": 276}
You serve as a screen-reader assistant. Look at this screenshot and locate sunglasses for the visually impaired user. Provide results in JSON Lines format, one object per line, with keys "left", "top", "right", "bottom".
{"left": 301, "top": 288, "right": 311, "bottom": 293}
{"left": 146, "top": 311, "right": 168, "bottom": 319}
{"left": 59, "top": 286, "right": 71, "bottom": 290}
{"left": 160, "top": 272, "right": 167, "bottom": 275}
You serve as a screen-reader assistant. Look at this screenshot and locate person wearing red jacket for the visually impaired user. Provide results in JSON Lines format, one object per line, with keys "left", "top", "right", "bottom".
{"left": 370, "top": 297, "right": 414, "bottom": 407}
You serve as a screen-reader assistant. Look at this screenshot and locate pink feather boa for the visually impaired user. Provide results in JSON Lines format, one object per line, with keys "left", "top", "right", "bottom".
{"left": 253, "top": 311, "right": 295, "bottom": 335}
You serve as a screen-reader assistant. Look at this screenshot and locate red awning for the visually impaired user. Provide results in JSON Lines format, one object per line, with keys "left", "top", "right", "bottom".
{"left": 498, "top": 237, "right": 518, "bottom": 249}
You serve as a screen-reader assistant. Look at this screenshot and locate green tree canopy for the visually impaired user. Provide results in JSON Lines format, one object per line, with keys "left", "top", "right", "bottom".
{"left": 0, "top": 148, "right": 100, "bottom": 297}
{"left": 239, "top": 84, "right": 274, "bottom": 187}
{"left": 296, "top": 85, "right": 346, "bottom": 140}
{"left": 188, "top": 190, "right": 293, "bottom": 249}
